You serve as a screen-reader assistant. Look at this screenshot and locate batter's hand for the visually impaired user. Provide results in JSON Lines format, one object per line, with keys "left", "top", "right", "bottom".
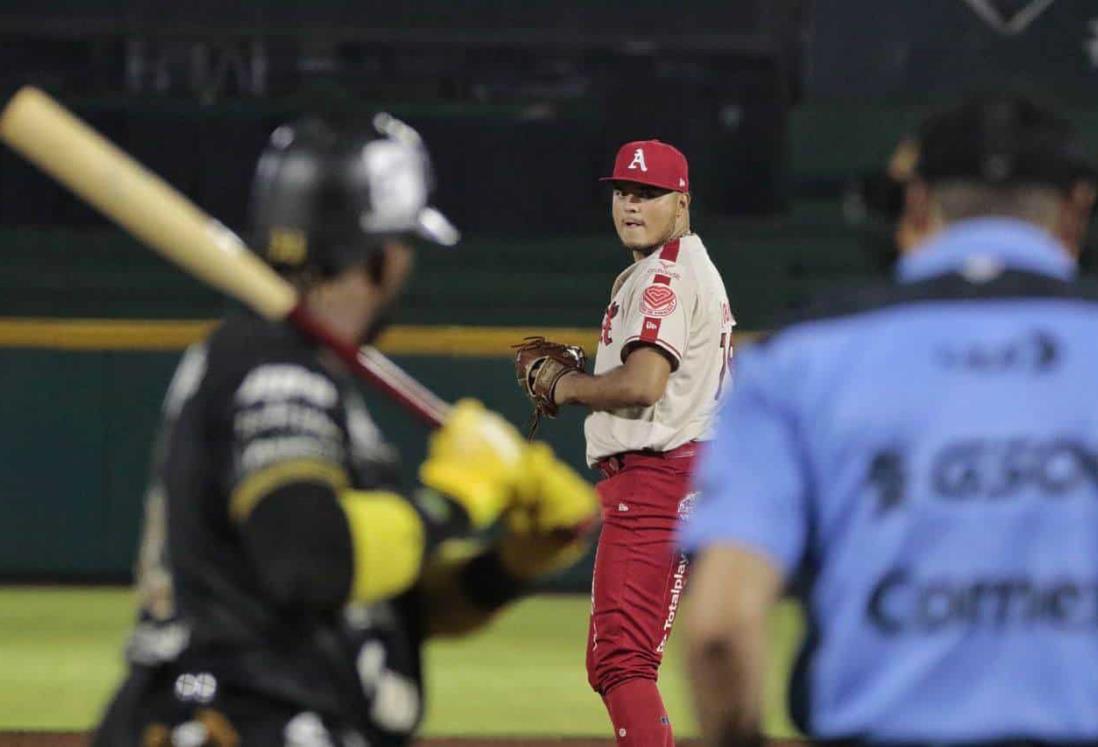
{"left": 499, "top": 442, "right": 600, "bottom": 580}
{"left": 512, "top": 336, "right": 587, "bottom": 436}
{"left": 418, "top": 399, "right": 525, "bottom": 529}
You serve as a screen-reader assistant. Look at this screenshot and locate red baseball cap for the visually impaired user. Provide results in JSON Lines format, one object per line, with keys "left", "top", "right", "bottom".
{"left": 600, "top": 139, "right": 689, "bottom": 192}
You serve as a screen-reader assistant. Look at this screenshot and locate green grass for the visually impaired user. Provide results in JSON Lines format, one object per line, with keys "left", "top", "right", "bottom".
{"left": 0, "top": 588, "right": 802, "bottom": 737}
{"left": 0, "top": 587, "right": 131, "bottom": 731}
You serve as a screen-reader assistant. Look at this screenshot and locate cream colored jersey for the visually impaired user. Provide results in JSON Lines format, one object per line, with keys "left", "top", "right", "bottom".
{"left": 585, "top": 233, "right": 734, "bottom": 466}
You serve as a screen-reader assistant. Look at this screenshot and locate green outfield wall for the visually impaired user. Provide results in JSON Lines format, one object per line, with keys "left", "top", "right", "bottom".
{"left": 6, "top": 100, "right": 1098, "bottom": 588}
{"left": 0, "top": 208, "right": 878, "bottom": 586}
{"left": 0, "top": 194, "right": 889, "bottom": 586}
{"left": 0, "top": 329, "right": 601, "bottom": 586}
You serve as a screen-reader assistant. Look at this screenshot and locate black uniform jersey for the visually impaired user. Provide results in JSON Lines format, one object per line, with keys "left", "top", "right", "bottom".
{"left": 119, "top": 313, "right": 426, "bottom": 744}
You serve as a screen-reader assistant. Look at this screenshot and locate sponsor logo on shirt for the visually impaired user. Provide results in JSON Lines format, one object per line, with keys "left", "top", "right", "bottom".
{"left": 932, "top": 436, "right": 1098, "bottom": 502}
{"left": 867, "top": 448, "right": 907, "bottom": 513}
{"left": 657, "top": 553, "right": 690, "bottom": 652}
{"left": 640, "top": 285, "right": 677, "bottom": 317}
{"left": 867, "top": 568, "right": 1098, "bottom": 634}
{"left": 236, "top": 364, "right": 338, "bottom": 408}
{"left": 239, "top": 435, "right": 343, "bottom": 472}
{"left": 651, "top": 262, "right": 682, "bottom": 279}
{"left": 867, "top": 435, "right": 1098, "bottom": 511}
{"left": 935, "top": 329, "right": 1060, "bottom": 374}
{"left": 640, "top": 316, "right": 662, "bottom": 342}
{"left": 677, "top": 491, "right": 698, "bottom": 519}
{"left": 234, "top": 402, "right": 340, "bottom": 439}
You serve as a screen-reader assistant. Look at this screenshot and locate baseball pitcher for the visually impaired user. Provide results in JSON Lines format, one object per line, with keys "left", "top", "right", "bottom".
{"left": 515, "top": 140, "right": 734, "bottom": 746}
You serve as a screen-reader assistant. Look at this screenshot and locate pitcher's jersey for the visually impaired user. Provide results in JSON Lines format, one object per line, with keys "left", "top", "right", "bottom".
{"left": 585, "top": 234, "right": 733, "bottom": 466}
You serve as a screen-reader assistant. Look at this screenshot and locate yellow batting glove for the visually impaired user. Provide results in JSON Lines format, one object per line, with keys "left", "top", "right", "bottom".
{"left": 418, "top": 399, "right": 525, "bottom": 530}
{"left": 514, "top": 443, "right": 598, "bottom": 533}
{"left": 500, "top": 442, "right": 600, "bottom": 580}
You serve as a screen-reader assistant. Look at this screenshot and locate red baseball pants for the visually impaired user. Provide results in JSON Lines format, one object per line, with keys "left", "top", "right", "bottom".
{"left": 586, "top": 446, "right": 696, "bottom": 745}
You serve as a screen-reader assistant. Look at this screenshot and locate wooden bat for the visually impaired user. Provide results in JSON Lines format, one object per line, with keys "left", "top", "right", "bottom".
{"left": 0, "top": 86, "right": 450, "bottom": 427}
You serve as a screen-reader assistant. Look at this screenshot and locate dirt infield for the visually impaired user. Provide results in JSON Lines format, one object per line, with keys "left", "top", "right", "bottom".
{"left": 0, "top": 738, "right": 820, "bottom": 746}
{"left": 0, "top": 735, "right": 717, "bottom": 747}
{"left": 0, "top": 736, "right": 727, "bottom": 747}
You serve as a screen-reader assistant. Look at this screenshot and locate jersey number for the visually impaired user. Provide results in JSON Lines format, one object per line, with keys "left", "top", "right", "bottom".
{"left": 715, "top": 332, "right": 733, "bottom": 400}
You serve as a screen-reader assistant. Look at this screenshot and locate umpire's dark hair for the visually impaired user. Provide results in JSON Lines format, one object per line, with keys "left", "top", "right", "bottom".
{"left": 916, "top": 93, "right": 1097, "bottom": 190}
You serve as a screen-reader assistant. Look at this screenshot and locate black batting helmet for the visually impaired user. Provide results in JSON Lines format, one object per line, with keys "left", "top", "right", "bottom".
{"left": 249, "top": 113, "right": 458, "bottom": 276}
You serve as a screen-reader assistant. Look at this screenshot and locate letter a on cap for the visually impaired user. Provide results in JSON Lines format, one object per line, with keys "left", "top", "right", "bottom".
{"left": 628, "top": 148, "right": 648, "bottom": 172}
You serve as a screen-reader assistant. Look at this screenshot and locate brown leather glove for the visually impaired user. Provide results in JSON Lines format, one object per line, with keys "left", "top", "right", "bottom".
{"left": 512, "top": 336, "right": 587, "bottom": 436}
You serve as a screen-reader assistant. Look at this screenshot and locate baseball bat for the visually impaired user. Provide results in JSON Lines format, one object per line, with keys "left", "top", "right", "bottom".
{"left": 0, "top": 86, "right": 450, "bottom": 428}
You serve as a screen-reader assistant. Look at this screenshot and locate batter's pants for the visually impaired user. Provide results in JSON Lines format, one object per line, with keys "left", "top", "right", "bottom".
{"left": 94, "top": 664, "right": 368, "bottom": 747}
{"left": 586, "top": 444, "right": 697, "bottom": 695}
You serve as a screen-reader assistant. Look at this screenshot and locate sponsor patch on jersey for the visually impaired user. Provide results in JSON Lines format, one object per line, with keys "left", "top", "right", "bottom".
{"left": 235, "top": 364, "right": 338, "bottom": 408}
{"left": 677, "top": 491, "right": 698, "bottom": 519}
{"left": 234, "top": 401, "right": 341, "bottom": 439}
{"left": 640, "top": 316, "right": 662, "bottom": 342}
{"left": 239, "top": 435, "right": 343, "bottom": 472}
{"left": 640, "top": 285, "right": 677, "bottom": 317}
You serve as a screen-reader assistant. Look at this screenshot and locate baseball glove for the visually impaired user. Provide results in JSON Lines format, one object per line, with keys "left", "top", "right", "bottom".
{"left": 512, "top": 336, "right": 587, "bottom": 436}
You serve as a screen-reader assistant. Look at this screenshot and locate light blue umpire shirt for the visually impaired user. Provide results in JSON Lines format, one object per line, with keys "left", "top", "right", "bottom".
{"left": 680, "top": 217, "right": 1098, "bottom": 742}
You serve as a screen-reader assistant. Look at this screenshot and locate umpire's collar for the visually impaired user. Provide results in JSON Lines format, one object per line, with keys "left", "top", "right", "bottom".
{"left": 896, "top": 217, "right": 1076, "bottom": 284}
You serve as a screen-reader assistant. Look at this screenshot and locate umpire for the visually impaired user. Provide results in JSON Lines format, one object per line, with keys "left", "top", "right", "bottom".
{"left": 680, "top": 94, "right": 1098, "bottom": 746}
{"left": 93, "top": 115, "right": 597, "bottom": 746}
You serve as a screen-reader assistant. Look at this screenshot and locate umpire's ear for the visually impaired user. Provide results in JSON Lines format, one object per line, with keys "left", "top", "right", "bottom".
{"left": 900, "top": 179, "right": 935, "bottom": 256}
{"left": 1056, "top": 179, "right": 1097, "bottom": 260}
